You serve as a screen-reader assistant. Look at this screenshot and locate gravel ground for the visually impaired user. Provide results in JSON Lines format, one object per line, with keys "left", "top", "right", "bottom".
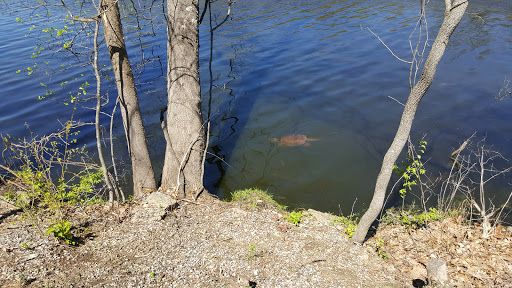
{"left": 0, "top": 193, "right": 402, "bottom": 287}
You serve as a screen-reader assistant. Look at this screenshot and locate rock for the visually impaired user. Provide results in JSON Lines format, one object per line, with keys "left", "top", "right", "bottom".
{"left": 427, "top": 258, "right": 448, "bottom": 286}
{"left": 144, "top": 192, "right": 177, "bottom": 210}
{"left": 131, "top": 192, "right": 178, "bottom": 222}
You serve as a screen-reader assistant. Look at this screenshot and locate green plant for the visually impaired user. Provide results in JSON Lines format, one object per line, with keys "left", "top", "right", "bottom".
{"left": 21, "top": 242, "right": 29, "bottom": 249}
{"left": 230, "top": 188, "right": 284, "bottom": 210}
{"left": 46, "top": 220, "right": 75, "bottom": 245}
{"left": 414, "top": 208, "right": 443, "bottom": 224}
{"left": 383, "top": 207, "right": 446, "bottom": 229}
{"left": 375, "top": 237, "right": 387, "bottom": 259}
{"left": 284, "top": 211, "right": 303, "bottom": 226}
{"left": 344, "top": 223, "right": 357, "bottom": 238}
{"left": 1, "top": 122, "right": 107, "bottom": 243}
{"left": 393, "top": 140, "right": 427, "bottom": 209}
{"left": 74, "top": 170, "right": 104, "bottom": 204}
{"left": 76, "top": 226, "right": 88, "bottom": 234}
{"left": 248, "top": 243, "right": 257, "bottom": 259}
{"left": 82, "top": 196, "right": 106, "bottom": 206}
{"left": 333, "top": 214, "right": 358, "bottom": 238}
{"left": 2, "top": 121, "right": 104, "bottom": 208}
{"left": 149, "top": 271, "right": 156, "bottom": 279}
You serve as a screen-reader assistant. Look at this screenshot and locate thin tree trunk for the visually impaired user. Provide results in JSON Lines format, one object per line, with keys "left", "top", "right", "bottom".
{"left": 100, "top": 0, "right": 157, "bottom": 197}
{"left": 352, "top": 0, "right": 468, "bottom": 243}
{"left": 161, "top": 0, "right": 205, "bottom": 198}
{"left": 92, "top": 19, "right": 116, "bottom": 203}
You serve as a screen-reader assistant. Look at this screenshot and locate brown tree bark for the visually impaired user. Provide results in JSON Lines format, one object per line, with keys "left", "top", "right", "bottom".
{"left": 100, "top": 0, "right": 157, "bottom": 197}
{"left": 352, "top": 0, "right": 468, "bottom": 243}
{"left": 161, "top": 0, "right": 205, "bottom": 198}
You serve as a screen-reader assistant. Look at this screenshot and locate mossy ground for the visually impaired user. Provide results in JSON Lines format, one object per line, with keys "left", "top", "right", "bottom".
{"left": 229, "top": 188, "right": 287, "bottom": 210}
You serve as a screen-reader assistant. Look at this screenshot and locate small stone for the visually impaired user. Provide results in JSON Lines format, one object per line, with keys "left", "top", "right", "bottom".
{"left": 23, "top": 253, "right": 38, "bottom": 262}
{"left": 145, "top": 192, "right": 177, "bottom": 210}
{"left": 427, "top": 258, "right": 448, "bottom": 285}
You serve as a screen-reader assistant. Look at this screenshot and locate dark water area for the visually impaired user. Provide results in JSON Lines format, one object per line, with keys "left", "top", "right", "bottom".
{"left": 1, "top": 0, "right": 511, "bottom": 215}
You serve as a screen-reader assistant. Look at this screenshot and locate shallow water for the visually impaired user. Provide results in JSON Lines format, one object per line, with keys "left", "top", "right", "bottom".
{"left": 1, "top": 0, "right": 511, "bottom": 214}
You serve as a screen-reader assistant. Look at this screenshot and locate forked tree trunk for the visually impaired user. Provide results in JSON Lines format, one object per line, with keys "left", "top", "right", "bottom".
{"left": 162, "top": 0, "right": 205, "bottom": 198}
{"left": 100, "top": 0, "right": 157, "bottom": 197}
{"left": 352, "top": 0, "right": 468, "bottom": 243}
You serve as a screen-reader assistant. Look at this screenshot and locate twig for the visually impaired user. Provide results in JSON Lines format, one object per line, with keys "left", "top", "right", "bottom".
{"left": 198, "top": 0, "right": 209, "bottom": 24}
{"left": 0, "top": 164, "right": 17, "bottom": 177}
{"left": 59, "top": 0, "right": 99, "bottom": 22}
{"left": 205, "top": 151, "right": 233, "bottom": 168}
{"left": 176, "top": 133, "right": 200, "bottom": 198}
{"left": 350, "top": 198, "right": 357, "bottom": 216}
{"left": 181, "top": 198, "right": 211, "bottom": 210}
{"left": 362, "top": 26, "right": 412, "bottom": 64}
{"left": 212, "top": 0, "right": 233, "bottom": 32}
{"left": 387, "top": 96, "right": 405, "bottom": 106}
{"left": 451, "top": 136, "right": 472, "bottom": 159}
{"left": 92, "top": 18, "right": 116, "bottom": 203}
{"left": 110, "top": 96, "right": 124, "bottom": 202}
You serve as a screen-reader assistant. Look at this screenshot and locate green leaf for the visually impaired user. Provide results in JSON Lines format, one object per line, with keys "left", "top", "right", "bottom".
{"left": 16, "top": 17, "right": 22, "bottom": 23}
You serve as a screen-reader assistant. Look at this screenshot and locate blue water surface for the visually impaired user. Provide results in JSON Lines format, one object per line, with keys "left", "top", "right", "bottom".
{"left": 1, "top": 0, "right": 511, "bottom": 214}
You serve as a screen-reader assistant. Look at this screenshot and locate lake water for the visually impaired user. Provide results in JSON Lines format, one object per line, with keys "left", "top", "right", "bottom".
{"left": 1, "top": 0, "right": 511, "bottom": 215}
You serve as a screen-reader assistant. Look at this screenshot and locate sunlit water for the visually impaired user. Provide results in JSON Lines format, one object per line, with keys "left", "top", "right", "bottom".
{"left": 1, "top": 0, "right": 511, "bottom": 214}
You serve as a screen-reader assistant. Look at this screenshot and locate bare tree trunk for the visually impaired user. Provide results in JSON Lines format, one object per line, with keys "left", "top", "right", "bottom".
{"left": 161, "top": 0, "right": 205, "bottom": 198}
{"left": 352, "top": 0, "right": 468, "bottom": 243}
{"left": 92, "top": 19, "right": 116, "bottom": 203}
{"left": 101, "top": 0, "right": 157, "bottom": 197}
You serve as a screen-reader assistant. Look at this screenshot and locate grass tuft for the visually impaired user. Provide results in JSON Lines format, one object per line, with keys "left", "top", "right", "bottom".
{"left": 230, "top": 188, "right": 287, "bottom": 210}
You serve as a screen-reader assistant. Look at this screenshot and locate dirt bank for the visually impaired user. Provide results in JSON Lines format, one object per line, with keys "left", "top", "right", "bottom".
{"left": 0, "top": 194, "right": 400, "bottom": 287}
{"left": 2, "top": 191, "right": 510, "bottom": 287}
